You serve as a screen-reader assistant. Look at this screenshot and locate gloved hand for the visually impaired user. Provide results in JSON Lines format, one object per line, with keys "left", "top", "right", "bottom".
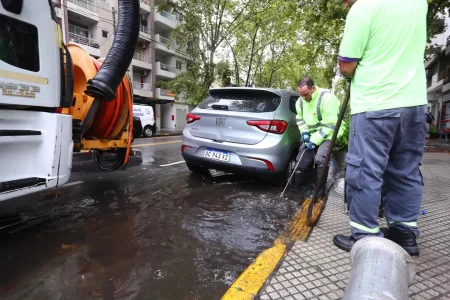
{"left": 304, "top": 141, "right": 316, "bottom": 150}
{"left": 301, "top": 131, "right": 311, "bottom": 143}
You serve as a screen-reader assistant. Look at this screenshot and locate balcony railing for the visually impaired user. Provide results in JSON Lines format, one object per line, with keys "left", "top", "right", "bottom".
{"left": 159, "top": 36, "right": 177, "bottom": 49}
{"left": 133, "top": 53, "right": 151, "bottom": 63}
{"left": 159, "top": 63, "right": 176, "bottom": 73}
{"left": 68, "top": 0, "right": 97, "bottom": 12}
{"left": 140, "top": 25, "right": 150, "bottom": 34}
{"left": 69, "top": 32, "right": 99, "bottom": 49}
{"left": 159, "top": 11, "right": 177, "bottom": 22}
{"left": 133, "top": 82, "right": 152, "bottom": 91}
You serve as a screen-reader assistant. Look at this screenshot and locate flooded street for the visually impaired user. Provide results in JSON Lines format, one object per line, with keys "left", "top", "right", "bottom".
{"left": 0, "top": 136, "right": 309, "bottom": 300}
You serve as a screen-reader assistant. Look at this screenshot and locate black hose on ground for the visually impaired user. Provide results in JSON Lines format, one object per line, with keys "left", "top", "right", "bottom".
{"left": 84, "top": 0, "right": 140, "bottom": 101}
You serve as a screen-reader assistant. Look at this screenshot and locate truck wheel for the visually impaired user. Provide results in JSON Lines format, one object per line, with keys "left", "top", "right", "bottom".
{"left": 143, "top": 126, "right": 153, "bottom": 138}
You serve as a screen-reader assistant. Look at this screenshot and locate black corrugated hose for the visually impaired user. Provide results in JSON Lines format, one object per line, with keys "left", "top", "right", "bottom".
{"left": 84, "top": 0, "right": 140, "bottom": 101}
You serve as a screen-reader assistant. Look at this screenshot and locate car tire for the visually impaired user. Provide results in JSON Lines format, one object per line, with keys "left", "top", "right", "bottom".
{"left": 143, "top": 126, "right": 153, "bottom": 138}
{"left": 186, "top": 162, "right": 208, "bottom": 175}
{"left": 277, "top": 154, "right": 297, "bottom": 188}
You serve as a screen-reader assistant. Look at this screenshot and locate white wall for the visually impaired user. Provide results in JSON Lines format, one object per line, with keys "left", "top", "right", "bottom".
{"left": 161, "top": 104, "right": 175, "bottom": 129}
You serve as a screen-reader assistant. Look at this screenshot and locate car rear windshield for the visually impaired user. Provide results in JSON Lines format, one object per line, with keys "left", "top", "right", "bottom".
{"left": 198, "top": 90, "right": 281, "bottom": 113}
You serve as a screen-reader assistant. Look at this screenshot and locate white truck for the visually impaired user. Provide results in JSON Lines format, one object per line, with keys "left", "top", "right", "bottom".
{"left": 133, "top": 104, "right": 156, "bottom": 137}
{"left": 0, "top": 0, "right": 140, "bottom": 203}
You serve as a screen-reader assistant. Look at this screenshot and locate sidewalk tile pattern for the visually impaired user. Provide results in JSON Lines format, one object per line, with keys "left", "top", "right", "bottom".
{"left": 259, "top": 153, "right": 450, "bottom": 300}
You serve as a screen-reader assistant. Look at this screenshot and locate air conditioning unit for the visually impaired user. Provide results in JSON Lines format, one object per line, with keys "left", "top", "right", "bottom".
{"left": 142, "top": 43, "right": 148, "bottom": 50}
{"left": 140, "top": 13, "right": 148, "bottom": 20}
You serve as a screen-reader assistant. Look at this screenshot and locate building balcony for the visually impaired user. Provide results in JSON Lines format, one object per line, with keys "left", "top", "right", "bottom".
{"left": 132, "top": 53, "right": 152, "bottom": 70}
{"left": 133, "top": 82, "right": 153, "bottom": 98}
{"left": 67, "top": 0, "right": 98, "bottom": 23}
{"left": 138, "top": 24, "right": 152, "bottom": 42}
{"left": 156, "top": 88, "right": 176, "bottom": 101}
{"left": 68, "top": 32, "right": 100, "bottom": 57}
{"left": 140, "top": 0, "right": 151, "bottom": 12}
{"left": 52, "top": 0, "right": 61, "bottom": 8}
{"left": 155, "top": 62, "right": 177, "bottom": 79}
{"left": 155, "top": 10, "right": 178, "bottom": 30}
{"left": 155, "top": 34, "right": 189, "bottom": 58}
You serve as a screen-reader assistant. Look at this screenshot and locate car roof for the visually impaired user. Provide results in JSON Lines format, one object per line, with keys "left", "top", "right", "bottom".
{"left": 209, "top": 87, "right": 299, "bottom": 98}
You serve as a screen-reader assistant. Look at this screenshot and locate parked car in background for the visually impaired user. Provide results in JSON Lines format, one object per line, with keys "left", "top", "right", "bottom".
{"left": 181, "top": 88, "right": 301, "bottom": 185}
{"left": 133, "top": 105, "right": 156, "bottom": 137}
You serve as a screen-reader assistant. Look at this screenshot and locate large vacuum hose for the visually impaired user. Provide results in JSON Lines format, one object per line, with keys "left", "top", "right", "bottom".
{"left": 85, "top": 0, "right": 140, "bottom": 101}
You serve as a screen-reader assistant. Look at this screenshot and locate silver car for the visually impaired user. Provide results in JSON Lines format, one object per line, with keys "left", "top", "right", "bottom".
{"left": 181, "top": 87, "right": 301, "bottom": 185}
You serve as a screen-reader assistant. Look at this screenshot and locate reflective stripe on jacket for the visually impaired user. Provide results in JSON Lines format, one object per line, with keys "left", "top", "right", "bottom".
{"left": 295, "top": 88, "right": 340, "bottom": 146}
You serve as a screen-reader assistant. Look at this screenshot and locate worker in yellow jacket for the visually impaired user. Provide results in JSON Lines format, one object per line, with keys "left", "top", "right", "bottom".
{"left": 293, "top": 77, "right": 340, "bottom": 197}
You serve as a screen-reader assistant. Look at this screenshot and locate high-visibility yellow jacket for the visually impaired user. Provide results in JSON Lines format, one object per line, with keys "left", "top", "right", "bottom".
{"left": 295, "top": 88, "right": 340, "bottom": 146}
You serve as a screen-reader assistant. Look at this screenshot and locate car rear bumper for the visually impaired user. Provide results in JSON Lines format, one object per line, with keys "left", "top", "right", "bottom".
{"left": 182, "top": 127, "right": 298, "bottom": 175}
{"left": 182, "top": 152, "right": 282, "bottom": 178}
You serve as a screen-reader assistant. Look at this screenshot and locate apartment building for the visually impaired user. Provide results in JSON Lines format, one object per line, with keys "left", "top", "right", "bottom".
{"left": 426, "top": 13, "right": 450, "bottom": 131}
{"left": 52, "top": 0, "right": 191, "bottom": 131}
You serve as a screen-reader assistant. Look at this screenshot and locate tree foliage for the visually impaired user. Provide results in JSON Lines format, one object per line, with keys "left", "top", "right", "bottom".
{"left": 162, "top": 0, "right": 449, "bottom": 106}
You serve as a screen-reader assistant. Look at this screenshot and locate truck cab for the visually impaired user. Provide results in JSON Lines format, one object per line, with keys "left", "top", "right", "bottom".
{"left": 0, "top": 0, "right": 73, "bottom": 201}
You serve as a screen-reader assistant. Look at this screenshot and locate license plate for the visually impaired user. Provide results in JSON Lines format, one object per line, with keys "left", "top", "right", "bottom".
{"left": 204, "top": 149, "right": 230, "bottom": 162}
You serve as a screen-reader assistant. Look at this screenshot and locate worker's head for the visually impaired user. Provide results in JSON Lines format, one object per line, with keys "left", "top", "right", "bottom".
{"left": 297, "top": 77, "right": 316, "bottom": 101}
{"left": 343, "top": 0, "right": 357, "bottom": 9}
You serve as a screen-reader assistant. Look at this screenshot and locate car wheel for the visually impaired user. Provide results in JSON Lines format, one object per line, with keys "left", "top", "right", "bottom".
{"left": 278, "top": 155, "right": 297, "bottom": 187}
{"left": 186, "top": 162, "right": 208, "bottom": 175}
{"left": 143, "top": 126, "right": 153, "bottom": 138}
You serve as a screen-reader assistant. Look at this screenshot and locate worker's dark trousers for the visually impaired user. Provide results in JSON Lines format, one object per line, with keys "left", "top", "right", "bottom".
{"left": 346, "top": 105, "right": 427, "bottom": 239}
{"left": 297, "top": 140, "right": 331, "bottom": 170}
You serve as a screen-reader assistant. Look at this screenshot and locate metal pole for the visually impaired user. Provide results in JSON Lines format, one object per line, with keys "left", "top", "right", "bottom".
{"left": 343, "top": 237, "right": 416, "bottom": 300}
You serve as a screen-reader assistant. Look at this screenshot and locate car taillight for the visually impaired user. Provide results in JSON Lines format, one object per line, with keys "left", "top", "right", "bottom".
{"left": 55, "top": 108, "right": 64, "bottom": 114}
{"left": 247, "top": 120, "right": 288, "bottom": 134}
{"left": 181, "top": 145, "right": 192, "bottom": 153}
{"left": 186, "top": 113, "right": 201, "bottom": 124}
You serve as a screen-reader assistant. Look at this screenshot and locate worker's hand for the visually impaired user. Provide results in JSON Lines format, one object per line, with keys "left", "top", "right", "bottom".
{"left": 305, "top": 141, "right": 316, "bottom": 150}
{"left": 301, "top": 131, "right": 311, "bottom": 143}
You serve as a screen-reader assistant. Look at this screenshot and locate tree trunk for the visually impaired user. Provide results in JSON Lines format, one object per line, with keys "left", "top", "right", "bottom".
{"left": 245, "top": 28, "right": 259, "bottom": 87}
{"left": 229, "top": 44, "right": 240, "bottom": 86}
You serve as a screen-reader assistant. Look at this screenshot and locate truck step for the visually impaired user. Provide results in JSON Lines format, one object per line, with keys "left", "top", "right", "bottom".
{"left": 0, "top": 178, "right": 46, "bottom": 194}
{"left": 0, "top": 130, "right": 41, "bottom": 136}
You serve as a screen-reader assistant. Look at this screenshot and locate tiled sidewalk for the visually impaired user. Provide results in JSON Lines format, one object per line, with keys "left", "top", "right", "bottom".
{"left": 259, "top": 153, "right": 450, "bottom": 300}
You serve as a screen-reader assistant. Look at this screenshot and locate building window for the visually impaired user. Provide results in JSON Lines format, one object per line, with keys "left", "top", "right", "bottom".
{"left": 176, "top": 60, "right": 183, "bottom": 70}
{"left": 69, "top": 24, "right": 89, "bottom": 38}
{"left": 102, "top": 30, "right": 108, "bottom": 38}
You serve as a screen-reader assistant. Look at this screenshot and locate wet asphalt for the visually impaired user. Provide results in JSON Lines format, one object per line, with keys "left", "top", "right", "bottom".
{"left": 0, "top": 136, "right": 311, "bottom": 300}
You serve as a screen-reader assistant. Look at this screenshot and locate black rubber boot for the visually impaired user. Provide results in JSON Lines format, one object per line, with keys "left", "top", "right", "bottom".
{"left": 381, "top": 227, "right": 419, "bottom": 256}
{"left": 333, "top": 235, "right": 356, "bottom": 252}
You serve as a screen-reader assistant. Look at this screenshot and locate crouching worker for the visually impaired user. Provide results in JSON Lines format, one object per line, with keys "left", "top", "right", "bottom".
{"left": 293, "top": 77, "right": 341, "bottom": 197}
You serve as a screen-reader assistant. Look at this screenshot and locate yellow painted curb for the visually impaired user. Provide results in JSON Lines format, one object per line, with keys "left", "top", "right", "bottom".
{"left": 221, "top": 243, "right": 286, "bottom": 300}
{"left": 221, "top": 197, "right": 327, "bottom": 299}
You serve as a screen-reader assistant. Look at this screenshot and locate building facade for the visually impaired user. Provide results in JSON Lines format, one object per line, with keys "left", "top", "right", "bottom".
{"left": 52, "top": 0, "right": 191, "bottom": 131}
{"left": 426, "top": 12, "right": 450, "bottom": 132}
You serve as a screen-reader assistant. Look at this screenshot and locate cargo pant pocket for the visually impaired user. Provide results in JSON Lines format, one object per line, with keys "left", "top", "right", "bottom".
{"left": 365, "top": 110, "right": 401, "bottom": 140}
{"left": 345, "top": 153, "right": 363, "bottom": 190}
